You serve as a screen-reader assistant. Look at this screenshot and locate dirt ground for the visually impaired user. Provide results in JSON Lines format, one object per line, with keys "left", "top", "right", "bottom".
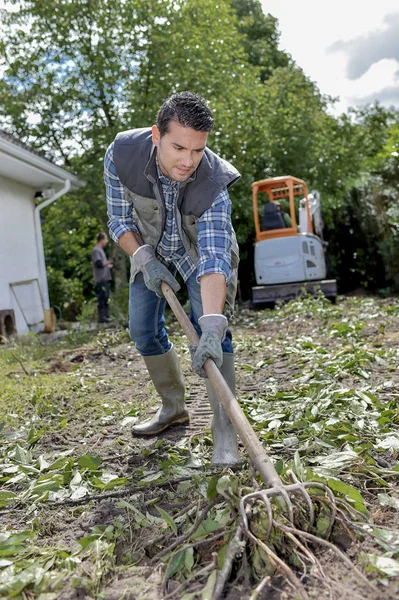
{"left": 1, "top": 294, "right": 399, "bottom": 599}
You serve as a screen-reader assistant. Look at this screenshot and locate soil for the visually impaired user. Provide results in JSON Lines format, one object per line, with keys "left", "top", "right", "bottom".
{"left": 2, "top": 295, "right": 399, "bottom": 599}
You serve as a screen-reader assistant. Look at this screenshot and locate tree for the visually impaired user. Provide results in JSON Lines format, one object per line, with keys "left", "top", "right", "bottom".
{"left": 0, "top": 0, "right": 269, "bottom": 300}
{"left": 232, "top": 0, "right": 290, "bottom": 81}
{"left": 2, "top": 0, "right": 398, "bottom": 301}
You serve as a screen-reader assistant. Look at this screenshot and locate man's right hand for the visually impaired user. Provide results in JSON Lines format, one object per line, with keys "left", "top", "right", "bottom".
{"left": 133, "top": 245, "right": 180, "bottom": 298}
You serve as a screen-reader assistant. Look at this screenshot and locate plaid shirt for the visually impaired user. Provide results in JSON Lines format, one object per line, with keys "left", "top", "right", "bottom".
{"left": 104, "top": 142, "right": 232, "bottom": 283}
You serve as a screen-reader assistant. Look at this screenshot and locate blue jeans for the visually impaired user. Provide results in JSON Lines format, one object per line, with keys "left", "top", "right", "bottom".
{"left": 95, "top": 280, "right": 110, "bottom": 321}
{"left": 129, "top": 270, "right": 233, "bottom": 357}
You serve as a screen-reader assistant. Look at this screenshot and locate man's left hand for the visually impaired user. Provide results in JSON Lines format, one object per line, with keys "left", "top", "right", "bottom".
{"left": 191, "top": 314, "right": 228, "bottom": 377}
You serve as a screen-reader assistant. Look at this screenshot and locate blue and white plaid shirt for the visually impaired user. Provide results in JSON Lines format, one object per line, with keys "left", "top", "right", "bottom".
{"left": 104, "top": 142, "right": 232, "bottom": 283}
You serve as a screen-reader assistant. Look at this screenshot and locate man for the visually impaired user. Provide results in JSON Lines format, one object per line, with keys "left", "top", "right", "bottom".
{"left": 104, "top": 91, "right": 241, "bottom": 466}
{"left": 273, "top": 200, "right": 292, "bottom": 227}
{"left": 91, "top": 232, "right": 113, "bottom": 323}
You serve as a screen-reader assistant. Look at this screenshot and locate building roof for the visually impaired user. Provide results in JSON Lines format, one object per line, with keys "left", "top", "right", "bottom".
{"left": 0, "top": 129, "right": 48, "bottom": 159}
{"left": 0, "top": 129, "right": 84, "bottom": 190}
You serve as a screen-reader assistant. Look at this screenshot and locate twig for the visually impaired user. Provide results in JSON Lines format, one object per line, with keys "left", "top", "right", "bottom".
{"left": 10, "top": 352, "right": 30, "bottom": 375}
{"left": 249, "top": 574, "right": 271, "bottom": 600}
{"left": 150, "top": 496, "right": 221, "bottom": 563}
{"left": 336, "top": 513, "right": 399, "bottom": 553}
{"left": 281, "top": 527, "right": 333, "bottom": 595}
{"left": 142, "top": 501, "right": 215, "bottom": 555}
{"left": 0, "top": 471, "right": 226, "bottom": 514}
{"left": 0, "top": 477, "right": 210, "bottom": 514}
{"left": 173, "top": 499, "right": 206, "bottom": 519}
{"left": 335, "top": 498, "right": 370, "bottom": 522}
{"left": 277, "top": 524, "right": 381, "bottom": 594}
{"left": 162, "top": 553, "right": 217, "bottom": 599}
{"left": 283, "top": 529, "right": 317, "bottom": 567}
{"left": 246, "top": 530, "right": 310, "bottom": 600}
{"left": 176, "top": 525, "right": 230, "bottom": 556}
{"left": 212, "top": 523, "right": 245, "bottom": 600}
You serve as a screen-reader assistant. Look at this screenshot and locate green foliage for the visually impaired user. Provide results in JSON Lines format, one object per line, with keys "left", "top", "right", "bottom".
{"left": 1, "top": 296, "right": 399, "bottom": 596}
{"left": 1, "top": 0, "right": 399, "bottom": 302}
{"left": 77, "top": 297, "right": 98, "bottom": 324}
{"left": 47, "top": 266, "right": 85, "bottom": 319}
{"left": 232, "top": 0, "right": 290, "bottom": 81}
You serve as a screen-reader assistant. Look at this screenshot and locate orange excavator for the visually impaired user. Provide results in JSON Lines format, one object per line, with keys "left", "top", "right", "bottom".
{"left": 251, "top": 175, "right": 337, "bottom": 306}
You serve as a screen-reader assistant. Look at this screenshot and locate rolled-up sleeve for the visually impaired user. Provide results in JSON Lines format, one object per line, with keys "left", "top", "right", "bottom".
{"left": 197, "top": 187, "right": 232, "bottom": 282}
{"left": 104, "top": 142, "right": 139, "bottom": 244}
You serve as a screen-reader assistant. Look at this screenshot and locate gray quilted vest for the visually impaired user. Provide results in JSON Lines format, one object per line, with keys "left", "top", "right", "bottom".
{"left": 113, "top": 127, "right": 241, "bottom": 313}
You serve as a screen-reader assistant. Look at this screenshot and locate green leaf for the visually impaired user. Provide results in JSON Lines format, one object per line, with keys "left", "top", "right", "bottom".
{"left": 376, "top": 435, "right": 399, "bottom": 451}
{"left": 139, "top": 471, "right": 165, "bottom": 484}
{"left": 31, "top": 473, "right": 64, "bottom": 494}
{"left": 77, "top": 454, "right": 102, "bottom": 470}
{"left": 207, "top": 474, "right": 220, "bottom": 501}
{"left": 293, "top": 451, "right": 306, "bottom": 481}
{"left": 0, "top": 531, "right": 33, "bottom": 546}
{"left": 327, "top": 479, "right": 367, "bottom": 512}
{"left": 184, "top": 547, "right": 194, "bottom": 571}
{"left": 27, "top": 427, "right": 44, "bottom": 445}
{"left": 316, "top": 515, "right": 331, "bottom": 537}
{"left": 120, "top": 416, "right": 138, "bottom": 427}
{"left": 191, "top": 517, "right": 224, "bottom": 541}
{"left": 70, "top": 485, "right": 89, "bottom": 500}
{"left": 38, "top": 455, "right": 50, "bottom": 472}
{"left": 89, "top": 476, "right": 127, "bottom": 490}
{"left": 167, "top": 550, "right": 186, "bottom": 577}
{"left": 13, "top": 445, "right": 31, "bottom": 465}
{"left": 0, "top": 559, "right": 13, "bottom": 568}
{"left": 360, "top": 553, "right": 399, "bottom": 577}
{"left": 116, "top": 500, "right": 151, "bottom": 526}
{"left": 0, "top": 491, "right": 16, "bottom": 508}
{"left": 0, "top": 531, "right": 33, "bottom": 558}
{"left": 373, "top": 528, "right": 399, "bottom": 545}
{"left": 378, "top": 493, "right": 399, "bottom": 510}
{"left": 217, "top": 543, "right": 227, "bottom": 570}
{"left": 156, "top": 506, "right": 177, "bottom": 534}
{"left": 78, "top": 534, "right": 101, "bottom": 550}
{"left": 49, "top": 456, "right": 74, "bottom": 471}
{"left": 216, "top": 474, "right": 238, "bottom": 498}
{"left": 0, "top": 546, "right": 26, "bottom": 557}
{"left": 201, "top": 569, "right": 217, "bottom": 600}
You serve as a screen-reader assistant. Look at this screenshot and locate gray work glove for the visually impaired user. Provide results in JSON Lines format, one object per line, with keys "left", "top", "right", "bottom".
{"left": 191, "top": 314, "right": 228, "bottom": 377}
{"left": 133, "top": 245, "right": 180, "bottom": 298}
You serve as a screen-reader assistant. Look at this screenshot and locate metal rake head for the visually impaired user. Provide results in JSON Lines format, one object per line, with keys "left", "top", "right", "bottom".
{"left": 240, "top": 471, "right": 337, "bottom": 539}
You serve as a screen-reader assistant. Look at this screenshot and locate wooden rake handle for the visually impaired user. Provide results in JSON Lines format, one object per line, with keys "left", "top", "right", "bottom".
{"left": 161, "top": 282, "right": 282, "bottom": 487}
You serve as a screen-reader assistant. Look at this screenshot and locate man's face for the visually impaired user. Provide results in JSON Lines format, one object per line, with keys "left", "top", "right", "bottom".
{"left": 152, "top": 121, "right": 208, "bottom": 182}
{"left": 101, "top": 235, "right": 108, "bottom": 247}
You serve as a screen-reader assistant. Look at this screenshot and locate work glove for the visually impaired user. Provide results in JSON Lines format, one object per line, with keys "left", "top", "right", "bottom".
{"left": 190, "top": 314, "right": 228, "bottom": 378}
{"left": 133, "top": 245, "right": 180, "bottom": 298}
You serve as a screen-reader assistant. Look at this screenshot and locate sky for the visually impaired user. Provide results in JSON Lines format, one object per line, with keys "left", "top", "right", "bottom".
{"left": 261, "top": 0, "right": 399, "bottom": 114}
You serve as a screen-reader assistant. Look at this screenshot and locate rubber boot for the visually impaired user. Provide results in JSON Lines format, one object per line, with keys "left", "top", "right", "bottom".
{"left": 131, "top": 346, "right": 189, "bottom": 436}
{"left": 205, "top": 353, "right": 241, "bottom": 466}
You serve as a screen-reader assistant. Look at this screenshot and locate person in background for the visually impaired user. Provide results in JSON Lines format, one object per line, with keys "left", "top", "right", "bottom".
{"left": 273, "top": 199, "right": 292, "bottom": 227}
{"left": 91, "top": 232, "right": 113, "bottom": 323}
{"left": 104, "top": 91, "right": 241, "bottom": 467}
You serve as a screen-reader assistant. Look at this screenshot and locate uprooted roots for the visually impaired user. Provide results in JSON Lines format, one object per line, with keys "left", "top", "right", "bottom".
{"left": 128, "top": 485, "right": 395, "bottom": 600}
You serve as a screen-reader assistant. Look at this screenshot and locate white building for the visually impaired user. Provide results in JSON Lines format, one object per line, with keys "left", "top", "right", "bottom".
{"left": 0, "top": 131, "right": 84, "bottom": 336}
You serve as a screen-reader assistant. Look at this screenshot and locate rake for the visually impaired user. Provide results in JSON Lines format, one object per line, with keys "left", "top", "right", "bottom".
{"left": 161, "top": 282, "right": 337, "bottom": 537}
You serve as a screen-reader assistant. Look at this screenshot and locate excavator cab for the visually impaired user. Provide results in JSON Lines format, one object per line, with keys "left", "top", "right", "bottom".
{"left": 251, "top": 176, "right": 337, "bottom": 305}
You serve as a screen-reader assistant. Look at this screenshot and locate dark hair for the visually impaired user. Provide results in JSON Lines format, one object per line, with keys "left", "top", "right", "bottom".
{"left": 156, "top": 91, "right": 214, "bottom": 136}
{"left": 97, "top": 232, "right": 107, "bottom": 242}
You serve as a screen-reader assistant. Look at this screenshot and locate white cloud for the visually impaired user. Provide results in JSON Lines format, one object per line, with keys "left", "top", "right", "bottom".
{"left": 329, "top": 13, "right": 399, "bottom": 80}
{"left": 261, "top": 0, "right": 399, "bottom": 113}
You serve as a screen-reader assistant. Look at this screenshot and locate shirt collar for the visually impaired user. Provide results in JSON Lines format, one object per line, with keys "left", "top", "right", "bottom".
{"left": 155, "top": 155, "right": 197, "bottom": 189}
